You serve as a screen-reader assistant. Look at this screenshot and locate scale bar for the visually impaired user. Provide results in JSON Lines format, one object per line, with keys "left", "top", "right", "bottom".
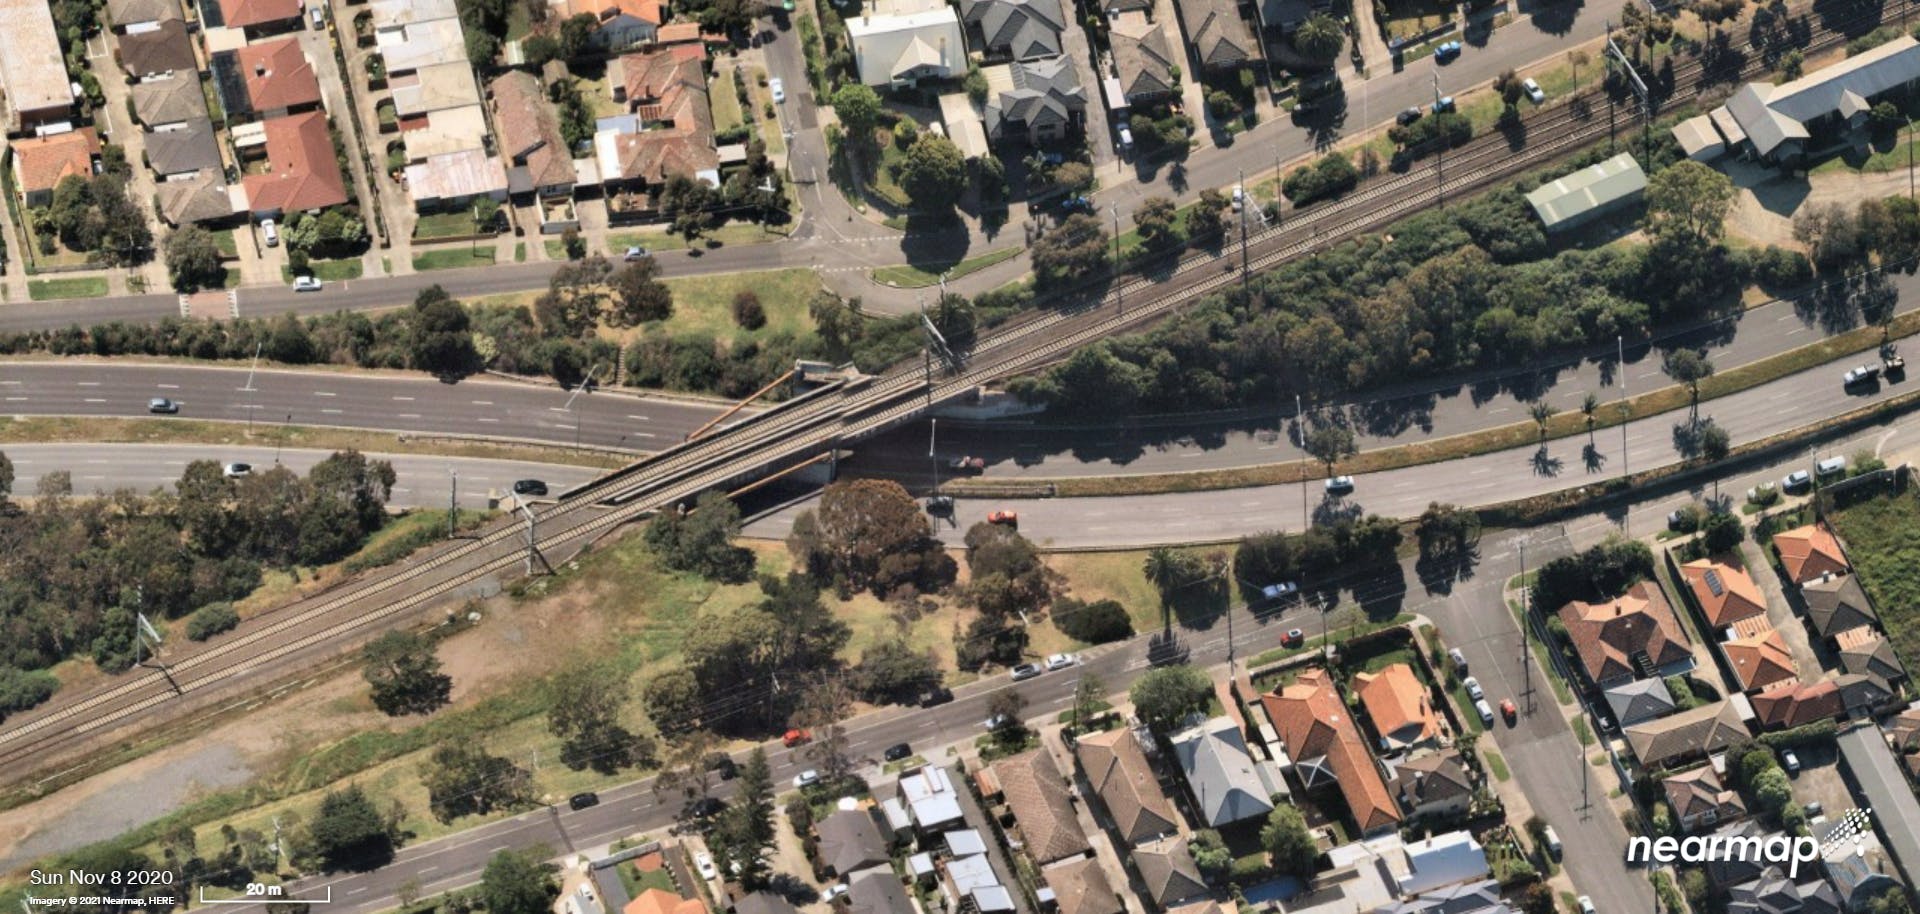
{"left": 198, "top": 887, "right": 332, "bottom": 905}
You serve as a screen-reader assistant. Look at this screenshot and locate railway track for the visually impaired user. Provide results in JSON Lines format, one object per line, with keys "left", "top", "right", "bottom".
{"left": 0, "top": 0, "right": 1899, "bottom": 786}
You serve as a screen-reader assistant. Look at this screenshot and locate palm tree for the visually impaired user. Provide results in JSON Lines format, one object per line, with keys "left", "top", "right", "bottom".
{"left": 1581, "top": 392, "right": 1600, "bottom": 446}
{"left": 1663, "top": 348, "right": 1716, "bottom": 421}
{"left": 1529, "top": 401, "right": 1557, "bottom": 443}
{"left": 1144, "top": 547, "right": 1180, "bottom": 634}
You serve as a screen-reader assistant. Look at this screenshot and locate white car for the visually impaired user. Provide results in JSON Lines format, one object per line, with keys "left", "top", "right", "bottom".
{"left": 310, "top": 3, "right": 325, "bottom": 27}
{"left": 822, "top": 885, "right": 849, "bottom": 902}
{"left": 793, "top": 769, "right": 820, "bottom": 789}
{"left": 292, "top": 275, "right": 323, "bottom": 292}
{"left": 1463, "top": 676, "right": 1484, "bottom": 701}
{"left": 1010, "top": 663, "right": 1042, "bottom": 681}
{"left": 1816, "top": 456, "right": 1848, "bottom": 478}
{"left": 1325, "top": 475, "right": 1355, "bottom": 495}
{"left": 223, "top": 462, "right": 253, "bottom": 478}
{"left": 1045, "top": 653, "right": 1077, "bottom": 671}
{"left": 1843, "top": 364, "right": 1881, "bottom": 386}
{"left": 770, "top": 77, "right": 785, "bottom": 103}
{"left": 1474, "top": 699, "right": 1495, "bottom": 725}
{"left": 1521, "top": 77, "right": 1544, "bottom": 103}
{"left": 693, "top": 852, "right": 718, "bottom": 881}
{"left": 1261, "top": 581, "right": 1299, "bottom": 600}
{"left": 1577, "top": 896, "right": 1596, "bottom": 914}
{"left": 260, "top": 218, "right": 278, "bottom": 247}
{"left": 1230, "top": 185, "right": 1245, "bottom": 211}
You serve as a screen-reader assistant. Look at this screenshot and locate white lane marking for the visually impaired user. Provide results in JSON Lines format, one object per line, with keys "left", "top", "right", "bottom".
{"left": 0, "top": 380, "right": 17, "bottom": 385}
{"left": 393, "top": 396, "right": 415, "bottom": 401}
{"left": 4, "top": 396, "right": 27, "bottom": 401}
{"left": 315, "top": 391, "right": 337, "bottom": 397}
{"left": 322, "top": 408, "right": 343, "bottom": 414}
{"left": 77, "top": 381, "right": 100, "bottom": 386}
{"left": 628, "top": 415, "right": 650, "bottom": 421}
{"left": 549, "top": 407, "right": 569, "bottom": 412}
{"left": 472, "top": 400, "right": 494, "bottom": 406}
{"left": 633, "top": 432, "right": 657, "bottom": 438}
{"left": 84, "top": 398, "right": 106, "bottom": 403}
{"left": 157, "top": 383, "right": 179, "bottom": 389}
{"left": 398, "top": 413, "right": 421, "bottom": 419}
{"left": 477, "top": 417, "right": 499, "bottom": 423}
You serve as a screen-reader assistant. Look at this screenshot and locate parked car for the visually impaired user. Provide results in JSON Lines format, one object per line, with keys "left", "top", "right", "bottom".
{"left": 1816, "top": 456, "right": 1847, "bottom": 478}
{"left": 694, "top": 852, "right": 718, "bottom": 880}
{"left": 1577, "top": 896, "right": 1595, "bottom": 914}
{"left": 568, "top": 791, "right": 599, "bottom": 810}
{"left": 821, "top": 885, "right": 849, "bottom": 902}
{"left": 1666, "top": 509, "right": 1692, "bottom": 531}
{"left": 1117, "top": 125, "right": 1133, "bottom": 149}
{"left": 783, "top": 727, "right": 811, "bottom": 747}
{"left": 1448, "top": 647, "right": 1468, "bottom": 673}
{"left": 148, "top": 397, "right": 180, "bottom": 414}
{"left": 1463, "top": 676, "right": 1484, "bottom": 700}
{"left": 1325, "top": 475, "right": 1355, "bottom": 495}
{"left": 793, "top": 769, "right": 820, "bottom": 789}
{"left": 223, "top": 462, "right": 252, "bottom": 479}
{"left": 1262, "top": 581, "right": 1300, "bottom": 600}
{"left": 1010, "top": 663, "right": 1043, "bottom": 681}
{"left": 1434, "top": 40, "right": 1462, "bottom": 61}
{"left": 1805, "top": 801, "right": 1825, "bottom": 818}
{"left": 1396, "top": 106, "right": 1423, "bottom": 126}
{"left": 1231, "top": 185, "right": 1245, "bottom": 211}
{"left": 1282, "top": 628, "right": 1306, "bottom": 648}
{"left": 1522, "top": 77, "right": 1545, "bottom": 103}
{"left": 1544, "top": 826, "right": 1564, "bottom": 859}
{"left": 624, "top": 245, "right": 649, "bottom": 261}
{"left": 1432, "top": 96, "right": 1456, "bottom": 114}
{"left": 769, "top": 77, "right": 785, "bottom": 103}
{"left": 1045, "top": 652, "right": 1077, "bottom": 671}
{"left": 1782, "top": 749, "right": 1802, "bottom": 773}
{"left": 1844, "top": 364, "right": 1881, "bottom": 387}
{"left": 987, "top": 510, "right": 1019, "bottom": 526}
{"left": 1746, "top": 481, "right": 1777, "bottom": 504}
{"left": 1474, "top": 698, "right": 1495, "bottom": 725}
{"left": 310, "top": 4, "right": 325, "bottom": 27}
{"left": 512, "top": 479, "right": 548, "bottom": 496}
{"left": 1500, "top": 698, "right": 1518, "bottom": 723}
{"left": 948, "top": 455, "right": 986, "bottom": 472}
{"left": 261, "top": 218, "right": 278, "bottom": 247}
{"left": 1060, "top": 195, "right": 1094, "bottom": 213}
{"left": 292, "top": 275, "right": 323, "bottom": 292}
{"left": 883, "top": 742, "right": 913, "bottom": 762}
{"left": 1783, "top": 469, "right": 1812, "bottom": 492}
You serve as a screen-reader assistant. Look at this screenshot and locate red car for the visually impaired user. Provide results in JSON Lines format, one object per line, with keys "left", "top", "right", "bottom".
{"left": 783, "top": 728, "right": 811, "bottom": 747}
{"left": 988, "top": 510, "right": 1018, "bottom": 526}
{"left": 1282, "top": 628, "right": 1305, "bottom": 648}
{"left": 1499, "top": 699, "right": 1517, "bottom": 723}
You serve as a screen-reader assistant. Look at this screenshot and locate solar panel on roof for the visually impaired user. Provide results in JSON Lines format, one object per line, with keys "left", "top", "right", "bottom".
{"left": 1705, "top": 569, "right": 1725, "bottom": 597}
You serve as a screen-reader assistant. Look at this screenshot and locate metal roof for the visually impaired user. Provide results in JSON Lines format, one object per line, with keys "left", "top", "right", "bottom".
{"left": 1524, "top": 153, "right": 1647, "bottom": 231}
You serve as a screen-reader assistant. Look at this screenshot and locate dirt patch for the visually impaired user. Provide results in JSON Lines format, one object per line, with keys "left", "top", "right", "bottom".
{"left": 634, "top": 851, "right": 665, "bottom": 872}
{"left": 439, "top": 588, "right": 610, "bottom": 702}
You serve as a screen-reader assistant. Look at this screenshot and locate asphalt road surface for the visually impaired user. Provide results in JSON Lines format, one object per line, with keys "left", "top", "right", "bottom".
{"left": 0, "top": 443, "right": 604, "bottom": 508}
{"left": 0, "top": 362, "right": 728, "bottom": 451}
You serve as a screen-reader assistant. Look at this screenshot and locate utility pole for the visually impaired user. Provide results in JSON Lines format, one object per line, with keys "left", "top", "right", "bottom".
{"left": 929, "top": 418, "right": 939, "bottom": 495}
{"left": 1519, "top": 538, "right": 1532, "bottom": 712}
{"left": 1296, "top": 394, "right": 1309, "bottom": 531}
{"left": 1619, "top": 335, "right": 1630, "bottom": 482}
{"left": 244, "top": 340, "right": 261, "bottom": 434}
{"left": 564, "top": 364, "right": 601, "bottom": 449}
{"left": 449, "top": 470, "right": 458, "bottom": 539}
{"left": 1111, "top": 204, "right": 1123, "bottom": 316}
{"left": 1238, "top": 168, "right": 1250, "bottom": 291}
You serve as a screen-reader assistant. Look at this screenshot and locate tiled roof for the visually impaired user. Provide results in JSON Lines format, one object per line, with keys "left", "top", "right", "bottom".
{"left": 11, "top": 128, "right": 99, "bottom": 194}
{"left": 986, "top": 56, "right": 1085, "bottom": 137}
{"left": 1680, "top": 557, "right": 1769, "bottom": 628}
{"left": 218, "top": 0, "right": 303, "bottom": 29}
{"left": 1625, "top": 699, "right": 1750, "bottom": 768}
{"left": 991, "top": 749, "right": 1090, "bottom": 864}
{"left": 1353, "top": 663, "right": 1443, "bottom": 750}
{"left": 1109, "top": 12, "right": 1173, "bottom": 101}
{"left": 117, "top": 19, "right": 198, "bottom": 77}
{"left": 1604, "top": 678, "right": 1677, "bottom": 727}
{"left": 489, "top": 71, "right": 577, "bottom": 189}
{"left": 1724, "top": 626, "right": 1797, "bottom": 692}
{"left": 816, "top": 808, "right": 891, "bottom": 876}
{"left": 145, "top": 118, "right": 224, "bottom": 176}
{"left": 155, "top": 169, "right": 237, "bottom": 224}
{"left": 655, "top": 21, "right": 703, "bottom": 42}
{"left": 602, "top": 48, "right": 717, "bottom": 185}
{"left": 1751, "top": 679, "right": 1842, "bottom": 729}
{"left": 1390, "top": 751, "right": 1474, "bottom": 813}
{"left": 1801, "top": 572, "right": 1877, "bottom": 638}
{"left": 958, "top": 0, "right": 1064, "bottom": 60}
{"left": 131, "top": 72, "right": 209, "bottom": 126}
{"left": 237, "top": 38, "right": 321, "bottom": 113}
{"left": 108, "top": 0, "right": 183, "bottom": 27}
{"left": 241, "top": 111, "right": 348, "bottom": 213}
{"left": 1132, "top": 836, "right": 1208, "bottom": 908}
{"left": 1073, "top": 728, "right": 1178, "bottom": 846}
{"left": 1837, "top": 627, "right": 1906, "bottom": 689}
{"left": 1663, "top": 766, "right": 1746, "bottom": 827}
{"left": 1262, "top": 668, "right": 1402, "bottom": 834}
{"left": 1558, "top": 581, "right": 1693, "bottom": 685}
{"left": 1773, "top": 524, "right": 1850, "bottom": 583}
{"left": 1173, "top": 0, "right": 1250, "bottom": 68}
{"left": 555, "top": 0, "right": 664, "bottom": 25}
{"left": 1042, "top": 857, "right": 1121, "bottom": 914}
{"left": 622, "top": 889, "right": 705, "bottom": 914}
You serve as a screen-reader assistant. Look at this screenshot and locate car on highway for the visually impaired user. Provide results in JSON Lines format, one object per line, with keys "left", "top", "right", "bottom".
{"left": 292, "top": 275, "right": 323, "bottom": 292}
{"left": 694, "top": 852, "right": 718, "bottom": 881}
{"left": 1432, "top": 96, "right": 1456, "bottom": 113}
{"left": 1010, "top": 662, "right": 1043, "bottom": 681}
{"left": 1434, "top": 40, "right": 1461, "bottom": 61}
{"left": 513, "top": 479, "right": 549, "bottom": 496}
{"left": 783, "top": 727, "right": 812, "bottom": 747}
{"left": 1282, "top": 628, "right": 1305, "bottom": 648}
{"left": 223, "top": 462, "right": 252, "bottom": 479}
{"left": 1261, "top": 581, "right": 1299, "bottom": 600}
{"left": 793, "top": 769, "right": 820, "bottom": 789}
{"left": 1396, "top": 106, "right": 1423, "bottom": 126}
{"left": 984, "top": 713, "right": 1013, "bottom": 730}
{"left": 883, "top": 742, "right": 913, "bottom": 762}
{"left": 1045, "top": 652, "right": 1078, "bottom": 671}
{"left": 1474, "top": 698, "right": 1495, "bottom": 725}
{"left": 568, "top": 791, "right": 599, "bottom": 810}
{"left": 770, "top": 77, "right": 785, "bottom": 103}
{"left": 1464, "top": 676, "right": 1484, "bottom": 700}
{"left": 1325, "top": 475, "right": 1355, "bottom": 495}
{"left": 1448, "top": 647, "right": 1468, "bottom": 673}
{"left": 1844, "top": 364, "right": 1881, "bottom": 386}
{"left": 1060, "top": 195, "right": 1094, "bottom": 213}
{"left": 1817, "top": 456, "right": 1847, "bottom": 478}
{"left": 706, "top": 752, "right": 737, "bottom": 779}
{"left": 624, "top": 245, "right": 649, "bottom": 261}
{"left": 1500, "top": 698, "right": 1517, "bottom": 723}
{"left": 920, "top": 686, "right": 954, "bottom": 707}
{"left": 949, "top": 455, "right": 986, "bottom": 472}
{"left": 1783, "top": 469, "right": 1812, "bottom": 492}
{"left": 148, "top": 397, "right": 180, "bottom": 414}
{"left": 988, "top": 510, "right": 1018, "bottom": 526}
{"left": 1522, "top": 77, "right": 1545, "bottom": 103}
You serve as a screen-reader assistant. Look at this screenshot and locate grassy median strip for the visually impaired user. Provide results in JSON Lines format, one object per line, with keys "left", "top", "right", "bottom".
{"left": 0, "top": 416, "right": 630, "bottom": 469}
{"left": 872, "top": 246, "right": 1023, "bottom": 288}
{"left": 948, "top": 311, "right": 1920, "bottom": 499}
{"left": 27, "top": 276, "right": 109, "bottom": 301}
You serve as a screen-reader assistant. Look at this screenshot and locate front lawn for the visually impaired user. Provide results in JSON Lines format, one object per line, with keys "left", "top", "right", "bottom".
{"left": 412, "top": 246, "right": 497, "bottom": 270}
{"left": 712, "top": 62, "right": 747, "bottom": 135}
{"left": 1826, "top": 481, "right": 1920, "bottom": 668}
{"left": 414, "top": 211, "right": 485, "bottom": 240}
{"left": 1378, "top": 0, "right": 1455, "bottom": 40}
{"left": 283, "top": 258, "right": 365, "bottom": 282}
{"left": 213, "top": 228, "right": 239, "bottom": 258}
{"left": 28, "top": 276, "right": 109, "bottom": 300}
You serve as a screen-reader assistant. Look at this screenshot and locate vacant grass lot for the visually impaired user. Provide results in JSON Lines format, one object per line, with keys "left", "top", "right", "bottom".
{"left": 28, "top": 276, "right": 109, "bottom": 300}
{"left": 872, "top": 246, "right": 1022, "bottom": 288}
{"left": 413, "top": 246, "right": 497, "bottom": 271}
{"left": 282, "top": 258, "right": 366, "bottom": 282}
{"left": 1826, "top": 483, "right": 1920, "bottom": 667}
{"left": 413, "top": 211, "right": 482, "bottom": 240}
{"left": 597, "top": 268, "right": 823, "bottom": 348}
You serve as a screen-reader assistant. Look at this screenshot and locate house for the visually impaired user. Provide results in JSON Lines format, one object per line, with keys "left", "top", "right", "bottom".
{"left": 990, "top": 749, "right": 1091, "bottom": 865}
{"left": 1263, "top": 669, "right": 1401, "bottom": 835}
{"left": 1041, "top": 857, "right": 1122, "bottom": 914}
{"left": 117, "top": 20, "right": 199, "bottom": 78}
{"left": 213, "top": 38, "right": 323, "bottom": 122}
{"left": 943, "top": 854, "right": 1012, "bottom": 914}
{"left": 1352, "top": 663, "right": 1445, "bottom": 753}
{"left": 1074, "top": 728, "right": 1178, "bottom": 846}
{"left": 1821, "top": 830, "right": 1902, "bottom": 912}
{"left": 550, "top": 0, "right": 664, "bottom": 50}
{"left": 108, "top": 0, "right": 183, "bottom": 30}
{"left": 377, "top": 17, "right": 468, "bottom": 75}
{"left": 1604, "top": 678, "right": 1677, "bottom": 727}
{"left": 1662, "top": 767, "right": 1746, "bottom": 832}
{"left": 817, "top": 808, "right": 893, "bottom": 878}
{"left": 958, "top": 0, "right": 1065, "bottom": 61}
{"left": 734, "top": 895, "right": 797, "bottom": 914}
{"left": 1680, "top": 557, "right": 1769, "bottom": 628}
{"left": 0, "top": 0, "right": 76, "bottom": 134}
{"left": 1397, "top": 831, "right": 1490, "bottom": 896}
{"left": 1558, "top": 581, "right": 1694, "bottom": 687}
{"left": 1169, "top": 716, "right": 1280, "bottom": 828}
{"left": 132, "top": 73, "right": 209, "bottom": 128}
{"left": 984, "top": 57, "right": 1085, "bottom": 144}
{"left": 1750, "top": 679, "right": 1842, "bottom": 730}
{"left": 1171, "top": 0, "right": 1251, "bottom": 71}
{"left": 368, "top": 0, "right": 459, "bottom": 34}
{"left": 847, "top": 9, "right": 965, "bottom": 88}
{"left": 597, "top": 48, "right": 720, "bottom": 192}
{"left": 898, "top": 766, "right": 965, "bottom": 833}
{"left": 1773, "top": 524, "right": 1850, "bottom": 584}
{"left": 1109, "top": 12, "right": 1176, "bottom": 105}
{"left": 848, "top": 871, "right": 916, "bottom": 914}
{"left": 400, "top": 104, "right": 490, "bottom": 162}
{"left": 623, "top": 889, "right": 705, "bottom": 914}
{"left": 146, "top": 119, "right": 225, "bottom": 177}
{"left": 1705, "top": 821, "right": 1776, "bottom": 891}
{"left": 1389, "top": 751, "right": 1474, "bottom": 820}
{"left": 1292, "top": 842, "right": 1400, "bottom": 914}
{"left": 490, "top": 72, "right": 578, "bottom": 198}
{"left": 1672, "top": 114, "right": 1727, "bottom": 161}
{"left": 1837, "top": 627, "right": 1907, "bottom": 691}
{"left": 937, "top": 91, "right": 990, "bottom": 159}
{"left": 240, "top": 111, "right": 348, "bottom": 216}
{"left": 1836, "top": 672, "right": 1894, "bottom": 716}
{"left": 391, "top": 62, "right": 483, "bottom": 118}
{"left": 11, "top": 129, "right": 99, "bottom": 206}
{"left": 1723, "top": 622, "right": 1797, "bottom": 693}
{"left": 1730, "top": 867, "right": 1843, "bottom": 914}
{"left": 1254, "top": 0, "right": 1318, "bottom": 38}
{"left": 1625, "top": 699, "right": 1751, "bottom": 769}
{"left": 1801, "top": 572, "right": 1878, "bottom": 640}
{"left": 207, "top": 0, "right": 304, "bottom": 35}
{"left": 1131, "top": 835, "right": 1209, "bottom": 911}
{"left": 1377, "top": 880, "right": 1513, "bottom": 914}
{"left": 1709, "top": 36, "right": 1920, "bottom": 163}
{"left": 1524, "top": 153, "right": 1648, "bottom": 233}
{"left": 155, "top": 169, "right": 238, "bottom": 224}
{"left": 404, "top": 148, "right": 508, "bottom": 209}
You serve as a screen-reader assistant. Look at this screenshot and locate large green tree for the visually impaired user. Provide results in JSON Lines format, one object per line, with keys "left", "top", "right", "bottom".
{"left": 709, "top": 748, "right": 776, "bottom": 887}
{"left": 1261, "top": 806, "right": 1319, "bottom": 879}
{"left": 1128, "top": 664, "right": 1212, "bottom": 733}
{"left": 832, "top": 84, "right": 882, "bottom": 142}
{"left": 480, "top": 848, "right": 558, "bottom": 914}
{"left": 788, "top": 479, "right": 956, "bottom": 597}
{"left": 305, "top": 785, "right": 394, "bottom": 871}
{"left": 421, "top": 744, "right": 534, "bottom": 823}
{"left": 361, "top": 630, "right": 453, "bottom": 717}
{"left": 548, "top": 663, "right": 642, "bottom": 773}
{"left": 1031, "top": 213, "right": 1110, "bottom": 289}
{"left": 1644, "top": 160, "right": 1735, "bottom": 245}
{"left": 899, "top": 134, "right": 967, "bottom": 212}
{"left": 1292, "top": 13, "right": 1345, "bottom": 61}
{"left": 164, "top": 226, "right": 225, "bottom": 292}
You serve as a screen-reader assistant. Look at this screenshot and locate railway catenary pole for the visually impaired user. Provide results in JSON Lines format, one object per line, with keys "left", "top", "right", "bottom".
{"left": 1112, "top": 204, "right": 1123, "bottom": 316}
{"left": 1239, "top": 169, "right": 1250, "bottom": 291}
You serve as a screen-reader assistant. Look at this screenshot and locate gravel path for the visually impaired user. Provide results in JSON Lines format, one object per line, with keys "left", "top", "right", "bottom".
{"left": 0, "top": 743, "right": 253, "bottom": 871}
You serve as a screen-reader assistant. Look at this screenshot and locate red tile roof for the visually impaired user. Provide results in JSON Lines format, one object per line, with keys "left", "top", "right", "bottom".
{"left": 11, "top": 128, "right": 100, "bottom": 194}
{"left": 1751, "top": 679, "right": 1843, "bottom": 729}
{"left": 489, "top": 71, "right": 577, "bottom": 189}
{"left": 623, "top": 889, "right": 704, "bottom": 914}
{"left": 1261, "top": 668, "right": 1401, "bottom": 834}
{"left": 1352, "top": 663, "right": 1443, "bottom": 749}
{"left": 218, "top": 0, "right": 302, "bottom": 28}
{"left": 236, "top": 38, "right": 321, "bottom": 113}
{"left": 1774, "top": 524, "right": 1850, "bottom": 583}
{"left": 1724, "top": 626, "right": 1797, "bottom": 692}
{"left": 1558, "top": 581, "right": 1693, "bottom": 684}
{"left": 606, "top": 48, "right": 717, "bottom": 185}
{"left": 1681, "top": 557, "right": 1769, "bottom": 628}
{"left": 241, "top": 111, "right": 347, "bottom": 213}
{"left": 557, "top": 0, "right": 664, "bottom": 25}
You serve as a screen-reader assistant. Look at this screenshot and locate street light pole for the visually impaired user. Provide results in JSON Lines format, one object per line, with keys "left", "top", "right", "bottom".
{"left": 1238, "top": 169, "right": 1249, "bottom": 292}
{"left": 1296, "top": 394, "right": 1309, "bottom": 531}
{"left": 1619, "top": 335, "right": 1630, "bottom": 481}
{"left": 1111, "top": 204, "right": 1123, "bottom": 315}
{"left": 929, "top": 418, "right": 939, "bottom": 495}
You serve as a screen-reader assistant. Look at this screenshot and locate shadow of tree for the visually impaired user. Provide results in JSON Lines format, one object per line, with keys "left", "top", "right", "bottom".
{"left": 1583, "top": 442, "right": 1607, "bottom": 474}
{"left": 1531, "top": 445, "right": 1563, "bottom": 477}
{"left": 1416, "top": 540, "right": 1480, "bottom": 596}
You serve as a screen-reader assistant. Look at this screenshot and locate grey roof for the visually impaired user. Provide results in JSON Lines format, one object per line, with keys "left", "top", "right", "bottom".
{"left": 1836, "top": 725, "right": 1920, "bottom": 894}
{"left": 1391, "top": 751, "right": 1474, "bottom": 812}
{"left": 156, "top": 169, "right": 237, "bottom": 225}
{"left": 1841, "top": 635, "right": 1907, "bottom": 690}
{"left": 1729, "top": 867, "right": 1801, "bottom": 914}
{"left": 1671, "top": 114, "right": 1726, "bottom": 160}
{"left": 849, "top": 872, "right": 915, "bottom": 914}
{"left": 1804, "top": 573, "right": 1878, "bottom": 638}
{"left": 1132, "top": 835, "right": 1208, "bottom": 908}
{"left": 1719, "top": 35, "right": 1920, "bottom": 156}
{"left": 959, "top": 0, "right": 1064, "bottom": 59}
{"left": 1605, "top": 678, "right": 1677, "bottom": 727}
{"left": 817, "top": 808, "right": 892, "bottom": 877}
{"left": 1171, "top": 717, "right": 1275, "bottom": 826}
{"left": 1173, "top": 0, "right": 1251, "bottom": 68}
{"left": 1376, "top": 879, "right": 1512, "bottom": 914}
{"left": 145, "top": 119, "right": 223, "bottom": 177}
{"left": 1257, "top": 0, "right": 1312, "bottom": 32}
{"left": 131, "top": 73, "right": 209, "bottom": 127}
{"left": 986, "top": 56, "right": 1085, "bottom": 136}
{"left": 1526, "top": 153, "right": 1648, "bottom": 231}
{"left": 117, "top": 19, "right": 198, "bottom": 77}
{"left": 1110, "top": 14, "right": 1175, "bottom": 102}
{"left": 1838, "top": 672, "right": 1896, "bottom": 714}
{"left": 1625, "top": 699, "right": 1750, "bottom": 768}
{"left": 1706, "top": 821, "right": 1777, "bottom": 890}
{"left": 108, "top": 0, "right": 183, "bottom": 26}
{"left": 735, "top": 894, "right": 798, "bottom": 914}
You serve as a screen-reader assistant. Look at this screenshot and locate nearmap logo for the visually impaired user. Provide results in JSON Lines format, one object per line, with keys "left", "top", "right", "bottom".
{"left": 1625, "top": 807, "right": 1875, "bottom": 879}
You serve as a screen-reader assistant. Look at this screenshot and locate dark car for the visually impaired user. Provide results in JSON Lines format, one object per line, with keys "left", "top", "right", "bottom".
{"left": 512, "top": 479, "right": 549, "bottom": 496}
{"left": 1396, "top": 107, "right": 1423, "bottom": 126}
{"left": 883, "top": 742, "right": 913, "bottom": 762}
{"left": 920, "top": 686, "right": 954, "bottom": 707}
{"left": 926, "top": 495, "right": 955, "bottom": 516}
{"left": 705, "top": 752, "right": 738, "bottom": 780}
{"left": 568, "top": 791, "right": 600, "bottom": 810}
{"left": 148, "top": 397, "right": 180, "bottom": 414}
{"left": 688, "top": 796, "right": 726, "bottom": 819}
{"left": 1434, "top": 40, "right": 1462, "bottom": 62}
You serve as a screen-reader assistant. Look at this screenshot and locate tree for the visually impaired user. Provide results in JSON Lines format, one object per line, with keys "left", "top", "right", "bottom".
{"left": 900, "top": 134, "right": 967, "bottom": 212}
{"left": 709, "top": 747, "right": 774, "bottom": 888}
{"left": 788, "top": 479, "right": 956, "bottom": 597}
{"left": 1528, "top": 400, "right": 1556, "bottom": 442}
{"left": 1031, "top": 213, "right": 1110, "bottom": 289}
{"left": 810, "top": 291, "right": 864, "bottom": 362}
{"left": 1867, "top": 888, "right": 1914, "bottom": 914}
{"left": 1070, "top": 672, "right": 1106, "bottom": 729}
{"left": 796, "top": 677, "right": 854, "bottom": 783}
{"left": 986, "top": 688, "right": 1027, "bottom": 745}
{"left": 480, "top": 848, "right": 558, "bottom": 914}
{"left": 548, "top": 663, "right": 640, "bottom": 773}
{"left": 421, "top": 744, "right": 533, "bottom": 823}
{"left": 1517, "top": 884, "right": 1556, "bottom": 914}
{"left": 1302, "top": 419, "right": 1357, "bottom": 477}
{"left": 409, "top": 285, "right": 479, "bottom": 378}
{"left": 831, "top": 84, "right": 882, "bottom": 142}
{"left": 1133, "top": 196, "right": 1183, "bottom": 256}
{"left": 1189, "top": 830, "right": 1231, "bottom": 883}
{"left": 1053, "top": 597, "right": 1133, "bottom": 644}
{"left": 643, "top": 667, "right": 703, "bottom": 735}
{"left": 1415, "top": 502, "right": 1479, "bottom": 564}
{"left": 1495, "top": 69, "right": 1524, "bottom": 106}
{"left": 610, "top": 257, "right": 674, "bottom": 325}
{"left": 1260, "top": 806, "right": 1318, "bottom": 879}
{"left": 1699, "top": 420, "right": 1730, "bottom": 462}
{"left": 930, "top": 292, "right": 977, "bottom": 350}
{"left": 1129, "top": 664, "right": 1211, "bottom": 733}
{"left": 1191, "top": 189, "right": 1231, "bottom": 240}
{"left": 732, "top": 290, "right": 767, "bottom": 330}
{"left": 644, "top": 489, "right": 754, "bottom": 582}
{"left": 361, "top": 630, "right": 452, "bottom": 717}
{"left": 1663, "top": 348, "right": 1715, "bottom": 418}
{"left": 185, "top": 603, "right": 240, "bottom": 641}
{"left": 165, "top": 226, "right": 225, "bottom": 292}
{"left": 1644, "top": 160, "right": 1735, "bottom": 245}
{"left": 0, "top": 450, "right": 12, "bottom": 500}
{"left": 1581, "top": 391, "right": 1601, "bottom": 444}
{"left": 851, "top": 638, "right": 941, "bottom": 703}
{"left": 660, "top": 175, "right": 718, "bottom": 241}
{"left": 1293, "top": 12, "right": 1344, "bottom": 60}
{"left": 306, "top": 785, "right": 393, "bottom": 871}
{"left": 1700, "top": 511, "right": 1743, "bottom": 553}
